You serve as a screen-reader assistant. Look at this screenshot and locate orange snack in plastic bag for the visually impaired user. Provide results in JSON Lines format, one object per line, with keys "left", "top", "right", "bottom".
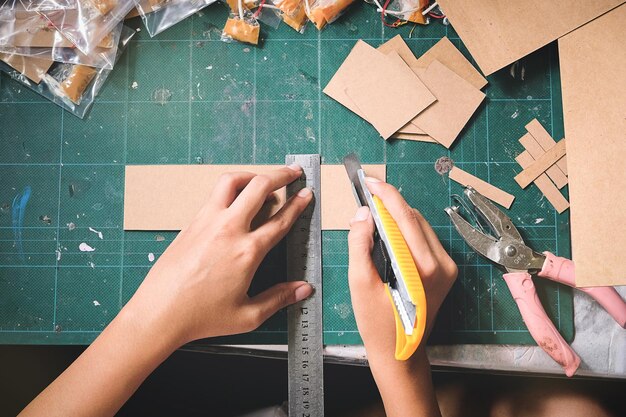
{"left": 223, "top": 17, "right": 260, "bottom": 45}
{"left": 60, "top": 64, "right": 97, "bottom": 104}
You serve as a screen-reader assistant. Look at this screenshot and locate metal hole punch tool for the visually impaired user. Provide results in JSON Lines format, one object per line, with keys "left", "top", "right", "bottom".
{"left": 445, "top": 186, "right": 626, "bottom": 376}
{"left": 343, "top": 153, "right": 427, "bottom": 360}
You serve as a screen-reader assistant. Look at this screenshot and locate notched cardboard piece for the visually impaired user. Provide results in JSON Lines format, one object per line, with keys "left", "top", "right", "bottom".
{"left": 124, "top": 164, "right": 386, "bottom": 231}
{"left": 516, "top": 151, "right": 569, "bottom": 214}
{"left": 514, "top": 140, "right": 566, "bottom": 189}
{"left": 448, "top": 166, "right": 515, "bottom": 208}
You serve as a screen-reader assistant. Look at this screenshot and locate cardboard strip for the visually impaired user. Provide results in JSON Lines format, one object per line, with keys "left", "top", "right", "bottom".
{"left": 519, "top": 133, "right": 568, "bottom": 189}
{"left": 514, "top": 140, "right": 566, "bottom": 189}
{"left": 124, "top": 164, "right": 386, "bottom": 231}
{"left": 448, "top": 166, "right": 515, "bottom": 208}
{"left": 516, "top": 151, "right": 569, "bottom": 214}
{"left": 397, "top": 121, "right": 427, "bottom": 135}
{"left": 525, "top": 119, "right": 568, "bottom": 176}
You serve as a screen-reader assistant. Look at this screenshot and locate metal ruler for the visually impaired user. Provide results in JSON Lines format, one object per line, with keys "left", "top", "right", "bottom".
{"left": 286, "top": 154, "right": 324, "bottom": 417}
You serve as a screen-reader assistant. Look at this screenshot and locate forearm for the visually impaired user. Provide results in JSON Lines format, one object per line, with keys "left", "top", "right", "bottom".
{"left": 19, "top": 301, "right": 182, "bottom": 417}
{"left": 369, "top": 349, "right": 441, "bottom": 417}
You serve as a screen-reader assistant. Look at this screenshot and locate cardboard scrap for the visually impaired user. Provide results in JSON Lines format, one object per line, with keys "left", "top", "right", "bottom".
{"left": 124, "top": 164, "right": 386, "bottom": 231}
{"left": 412, "top": 36, "right": 488, "bottom": 90}
{"left": 0, "top": 53, "right": 53, "bottom": 83}
{"left": 379, "top": 36, "right": 487, "bottom": 90}
{"left": 391, "top": 133, "right": 438, "bottom": 143}
{"left": 397, "top": 121, "right": 427, "bottom": 135}
{"left": 525, "top": 119, "right": 568, "bottom": 176}
{"left": 407, "top": 60, "right": 485, "bottom": 148}
{"left": 515, "top": 151, "right": 569, "bottom": 214}
{"left": 519, "top": 133, "right": 568, "bottom": 189}
{"left": 558, "top": 3, "right": 626, "bottom": 287}
{"left": 448, "top": 166, "right": 515, "bottom": 209}
{"left": 514, "top": 140, "right": 566, "bottom": 189}
{"left": 436, "top": 0, "right": 625, "bottom": 76}
{"left": 323, "top": 40, "right": 435, "bottom": 139}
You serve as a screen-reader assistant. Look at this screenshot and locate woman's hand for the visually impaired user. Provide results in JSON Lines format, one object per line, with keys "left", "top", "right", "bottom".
{"left": 127, "top": 164, "right": 314, "bottom": 346}
{"left": 347, "top": 177, "right": 458, "bottom": 417}
{"left": 19, "top": 165, "right": 314, "bottom": 417}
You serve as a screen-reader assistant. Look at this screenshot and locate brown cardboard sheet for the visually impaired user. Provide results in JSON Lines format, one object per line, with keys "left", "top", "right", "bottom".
{"left": 397, "top": 121, "right": 426, "bottom": 135}
{"left": 519, "top": 133, "right": 568, "bottom": 189}
{"left": 408, "top": 60, "right": 485, "bottom": 148}
{"left": 448, "top": 166, "right": 514, "bottom": 208}
{"left": 323, "top": 40, "right": 435, "bottom": 139}
{"left": 379, "top": 35, "right": 487, "bottom": 90}
{"left": 525, "top": 119, "right": 568, "bottom": 176}
{"left": 515, "top": 151, "right": 569, "bottom": 214}
{"left": 558, "top": 4, "right": 626, "bottom": 286}
{"left": 436, "top": 0, "right": 625, "bottom": 76}
{"left": 124, "top": 164, "right": 386, "bottom": 231}
{"left": 514, "top": 140, "right": 566, "bottom": 189}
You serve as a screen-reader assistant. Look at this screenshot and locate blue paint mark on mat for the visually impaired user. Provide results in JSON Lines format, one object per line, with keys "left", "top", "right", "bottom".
{"left": 12, "top": 186, "right": 31, "bottom": 261}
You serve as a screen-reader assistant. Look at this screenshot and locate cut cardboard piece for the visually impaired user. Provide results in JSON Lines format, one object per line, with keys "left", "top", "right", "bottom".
{"left": 514, "top": 140, "right": 566, "bottom": 189}
{"left": 448, "top": 166, "right": 514, "bottom": 208}
{"left": 413, "top": 37, "right": 488, "bottom": 90}
{"left": 519, "top": 133, "right": 568, "bottom": 189}
{"left": 391, "top": 133, "right": 438, "bottom": 143}
{"left": 436, "top": 0, "right": 625, "bottom": 76}
{"left": 397, "top": 121, "right": 427, "bottom": 135}
{"left": 124, "top": 164, "right": 386, "bottom": 231}
{"left": 559, "top": 4, "right": 626, "bottom": 287}
{"left": 378, "top": 35, "right": 488, "bottom": 90}
{"left": 516, "top": 151, "right": 569, "bottom": 214}
{"left": 0, "top": 53, "right": 53, "bottom": 83}
{"left": 407, "top": 60, "right": 485, "bottom": 148}
{"left": 525, "top": 119, "right": 568, "bottom": 176}
{"left": 324, "top": 40, "right": 435, "bottom": 139}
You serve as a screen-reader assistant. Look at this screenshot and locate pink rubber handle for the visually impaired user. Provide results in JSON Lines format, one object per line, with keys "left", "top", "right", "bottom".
{"left": 539, "top": 252, "right": 626, "bottom": 328}
{"left": 503, "top": 272, "right": 581, "bottom": 377}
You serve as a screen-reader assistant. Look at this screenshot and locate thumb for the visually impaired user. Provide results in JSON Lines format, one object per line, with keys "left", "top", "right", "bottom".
{"left": 248, "top": 281, "right": 313, "bottom": 324}
{"left": 348, "top": 206, "right": 380, "bottom": 289}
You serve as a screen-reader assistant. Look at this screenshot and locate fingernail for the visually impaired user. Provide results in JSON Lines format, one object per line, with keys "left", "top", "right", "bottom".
{"left": 297, "top": 187, "right": 311, "bottom": 198}
{"left": 365, "top": 176, "right": 382, "bottom": 183}
{"left": 295, "top": 283, "right": 313, "bottom": 302}
{"left": 350, "top": 206, "right": 370, "bottom": 223}
{"left": 287, "top": 163, "right": 302, "bottom": 172}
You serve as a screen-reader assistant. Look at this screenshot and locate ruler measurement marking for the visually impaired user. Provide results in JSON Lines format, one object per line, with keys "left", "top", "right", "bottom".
{"left": 286, "top": 154, "right": 324, "bottom": 417}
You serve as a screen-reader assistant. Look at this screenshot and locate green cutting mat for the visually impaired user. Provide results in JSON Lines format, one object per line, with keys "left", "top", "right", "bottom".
{"left": 0, "top": 5, "right": 572, "bottom": 346}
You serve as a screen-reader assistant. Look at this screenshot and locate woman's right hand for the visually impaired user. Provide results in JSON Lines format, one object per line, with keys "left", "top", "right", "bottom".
{"left": 347, "top": 177, "right": 458, "bottom": 417}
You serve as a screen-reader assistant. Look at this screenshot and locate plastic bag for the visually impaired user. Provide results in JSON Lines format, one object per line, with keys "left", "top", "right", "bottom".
{"left": 221, "top": 10, "right": 260, "bottom": 45}
{"left": 0, "top": 25, "right": 134, "bottom": 118}
{"left": 0, "top": 51, "right": 53, "bottom": 82}
{"left": 41, "top": 0, "right": 135, "bottom": 54}
{"left": 367, "top": 0, "right": 427, "bottom": 25}
{"left": 305, "top": 0, "right": 354, "bottom": 30}
{"left": 133, "top": 0, "right": 216, "bottom": 37}
{"left": 20, "top": 0, "right": 77, "bottom": 11}
{"left": 274, "top": 0, "right": 307, "bottom": 32}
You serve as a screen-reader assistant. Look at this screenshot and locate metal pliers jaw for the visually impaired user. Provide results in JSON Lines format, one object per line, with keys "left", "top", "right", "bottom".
{"left": 444, "top": 187, "right": 545, "bottom": 273}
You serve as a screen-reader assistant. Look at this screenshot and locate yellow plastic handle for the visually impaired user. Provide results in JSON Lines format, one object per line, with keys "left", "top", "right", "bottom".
{"left": 373, "top": 195, "right": 427, "bottom": 360}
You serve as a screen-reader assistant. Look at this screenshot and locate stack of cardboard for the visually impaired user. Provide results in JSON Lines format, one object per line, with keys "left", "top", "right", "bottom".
{"left": 324, "top": 36, "right": 487, "bottom": 148}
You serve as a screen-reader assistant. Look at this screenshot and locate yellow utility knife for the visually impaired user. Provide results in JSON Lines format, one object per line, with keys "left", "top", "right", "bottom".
{"left": 343, "top": 153, "right": 427, "bottom": 360}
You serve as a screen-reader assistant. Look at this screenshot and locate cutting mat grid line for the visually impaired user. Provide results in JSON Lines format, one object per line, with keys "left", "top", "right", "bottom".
{"left": 0, "top": 6, "right": 572, "bottom": 346}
